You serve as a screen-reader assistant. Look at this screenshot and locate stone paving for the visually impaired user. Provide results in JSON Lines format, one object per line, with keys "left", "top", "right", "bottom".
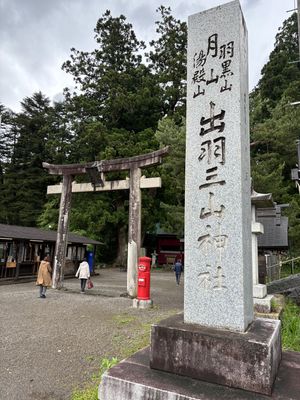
{"left": 0, "top": 268, "right": 183, "bottom": 400}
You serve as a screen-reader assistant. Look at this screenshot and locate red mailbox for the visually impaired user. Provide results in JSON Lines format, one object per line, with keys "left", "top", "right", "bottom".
{"left": 137, "top": 256, "right": 151, "bottom": 300}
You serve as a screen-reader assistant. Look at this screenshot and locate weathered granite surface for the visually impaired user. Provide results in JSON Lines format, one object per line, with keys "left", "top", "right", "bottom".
{"left": 254, "top": 283, "right": 268, "bottom": 299}
{"left": 254, "top": 294, "right": 274, "bottom": 313}
{"left": 99, "top": 347, "right": 300, "bottom": 400}
{"left": 150, "top": 314, "right": 281, "bottom": 395}
{"left": 185, "top": 0, "right": 253, "bottom": 331}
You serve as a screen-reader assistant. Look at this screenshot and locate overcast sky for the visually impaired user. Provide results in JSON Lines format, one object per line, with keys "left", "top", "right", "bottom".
{"left": 0, "top": 0, "right": 295, "bottom": 112}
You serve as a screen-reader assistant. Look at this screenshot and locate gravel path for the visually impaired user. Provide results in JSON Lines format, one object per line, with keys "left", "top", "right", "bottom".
{"left": 0, "top": 268, "right": 183, "bottom": 400}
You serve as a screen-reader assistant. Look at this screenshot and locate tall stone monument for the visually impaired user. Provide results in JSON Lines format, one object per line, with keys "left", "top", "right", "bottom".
{"left": 184, "top": 0, "right": 252, "bottom": 332}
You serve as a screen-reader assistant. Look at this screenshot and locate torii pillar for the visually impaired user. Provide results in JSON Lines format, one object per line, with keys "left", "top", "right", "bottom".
{"left": 127, "top": 166, "right": 142, "bottom": 297}
{"left": 43, "top": 147, "right": 169, "bottom": 295}
{"left": 53, "top": 174, "right": 73, "bottom": 288}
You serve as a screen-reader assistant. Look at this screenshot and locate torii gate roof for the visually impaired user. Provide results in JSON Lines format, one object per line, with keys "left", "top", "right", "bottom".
{"left": 43, "top": 147, "right": 169, "bottom": 176}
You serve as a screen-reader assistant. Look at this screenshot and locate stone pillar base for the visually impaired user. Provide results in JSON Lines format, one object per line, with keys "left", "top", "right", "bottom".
{"left": 150, "top": 314, "right": 281, "bottom": 395}
{"left": 254, "top": 294, "right": 274, "bottom": 313}
{"left": 253, "top": 283, "right": 267, "bottom": 298}
{"left": 132, "top": 298, "right": 153, "bottom": 309}
{"left": 99, "top": 347, "right": 300, "bottom": 400}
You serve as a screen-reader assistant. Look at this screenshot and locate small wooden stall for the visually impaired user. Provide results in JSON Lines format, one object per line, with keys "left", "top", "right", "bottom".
{"left": 0, "top": 223, "right": 101, "bottom": 281}
{"left": 143, "top": 233, "right": 184, "bottom": 267}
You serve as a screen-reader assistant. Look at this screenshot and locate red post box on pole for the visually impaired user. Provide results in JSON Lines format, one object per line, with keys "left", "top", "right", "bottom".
{"left": 137, "top": 256, "right": 151, "bottom": 300}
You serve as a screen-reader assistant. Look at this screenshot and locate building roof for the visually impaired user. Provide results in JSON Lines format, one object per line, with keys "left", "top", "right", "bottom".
{"left": 251, "top": 190, "right": 274, "bottom": 208}
{"left": 0, "top": 224, "right": 102, "bottom": 245}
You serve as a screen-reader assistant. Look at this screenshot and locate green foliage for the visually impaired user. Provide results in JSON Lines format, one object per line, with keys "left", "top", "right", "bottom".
{"left": 147, "top": 6, "right": 187, "bottom": 119}
{"left": 253, "top": 13, "right": 300, "bottom": 116}
{"left": 270, "top": 298, "right": 281, "bottom": 313}
{"left": 283, "top": 197, "right": 300, "bottom": 252}
{"left": 154, "top": 117, "right": 186, "bottom": 235}
{"left": 55, "top": 9, "right": 168, "bottom": 262}
{"left": 251, "top": 12, "right": 300, "bottom": 254}
{"left": 71, "top": 357, "right": 118, "bottom": 400}
{"left": 280, "top": 259, "right": 300, "bottom": 279}
{"left": 281, "top": 300, "right": 300, "bottom": 352}
{"left": 112, "top": 314, "right": 136, "bottom": 325}
{"left": 62, "top": 10, "right": 161, "bottom": 132}
{"left": 0, "top": 93, "right": 58, "bottom": 226}
{"left": 0, "top": 104, "right": 15, "bottom": 167}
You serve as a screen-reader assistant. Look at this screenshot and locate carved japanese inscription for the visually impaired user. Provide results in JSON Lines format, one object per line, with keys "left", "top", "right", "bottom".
{"left": 191, "top": 28, "right": 236, "bottom": 293}
{"left": 185, "top": 1, "right": 252, "bottom": 331}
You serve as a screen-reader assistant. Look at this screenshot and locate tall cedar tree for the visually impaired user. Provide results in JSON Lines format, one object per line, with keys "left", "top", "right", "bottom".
{"left": 0, "top": 104, "right": 15, "bottom": 189}
{"left": 250, "top": 13, "right": 300, "bottom": 252}
{"left": 0, "top": 93, "right": 57, "bottom": 226}
{"left": 250, "top": 12, "right": 300, "bottom": 125}
{"left": 44, "top": 10, "right": 163, "bottom": 263}
{"left": 41, "top": 8, "right": 189, "bottom": 262}
{"left": 147, "top": 6, "right": 187, "bottom": 119}
{"left": 154, "top": 117, "right": 186, "bottom": 236}
{"left": 62, "top": 10, "right": 162, "bottom": 134}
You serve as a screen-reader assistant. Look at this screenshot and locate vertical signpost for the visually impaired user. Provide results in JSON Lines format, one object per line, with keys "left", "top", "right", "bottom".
{"left": 184, "top": 0, "right": 253, "bottom": 331}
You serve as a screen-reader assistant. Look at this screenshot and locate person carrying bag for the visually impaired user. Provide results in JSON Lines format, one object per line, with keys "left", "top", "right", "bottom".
{"left": 87, "top": 278, "right": 94, "bottom": 289}
{"left": 75, "top": 258, "right": 90, "bottom": 293}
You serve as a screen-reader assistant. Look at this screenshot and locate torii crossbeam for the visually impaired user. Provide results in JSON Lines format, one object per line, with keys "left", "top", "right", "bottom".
{"left": 43, "top": 147, "right": 169, "bottom": 297}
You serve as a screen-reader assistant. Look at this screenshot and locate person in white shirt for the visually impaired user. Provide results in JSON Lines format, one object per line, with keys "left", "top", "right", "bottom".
{"left": 75, "top": 258, "right": 90, "bottom": 293}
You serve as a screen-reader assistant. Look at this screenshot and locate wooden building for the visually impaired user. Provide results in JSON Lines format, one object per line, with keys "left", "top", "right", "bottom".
{"left": 144, "top": 204, "right": 288, "bottom": 271}
{"left": 257, "top": 206, "right": 289, "bottom": 282}
{"left": 0, "top": 224, "right": 101, "bottom": 280}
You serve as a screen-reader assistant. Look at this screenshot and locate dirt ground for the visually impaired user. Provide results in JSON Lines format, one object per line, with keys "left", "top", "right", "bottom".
{"left": 0, "top": 268, "right": 183, "bottom": 400}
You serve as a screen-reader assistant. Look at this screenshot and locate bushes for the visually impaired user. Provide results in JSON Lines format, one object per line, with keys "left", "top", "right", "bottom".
{"left": 281, "top": 300, "right": 300, "bottom": 352}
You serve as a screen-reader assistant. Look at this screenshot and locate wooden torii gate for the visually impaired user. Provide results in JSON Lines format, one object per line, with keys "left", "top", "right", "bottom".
{"left": 43, "top": 147, "right": 169, "bottom": 297}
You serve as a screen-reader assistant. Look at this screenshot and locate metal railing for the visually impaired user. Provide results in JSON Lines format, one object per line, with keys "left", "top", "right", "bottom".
{"left": 266, "top": 256, "right": 300, "bottom": 282}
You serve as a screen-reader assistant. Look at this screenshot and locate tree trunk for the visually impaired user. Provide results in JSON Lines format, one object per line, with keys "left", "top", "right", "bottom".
{"left": 115, "top": 225, "right": 127, "bottom": 267}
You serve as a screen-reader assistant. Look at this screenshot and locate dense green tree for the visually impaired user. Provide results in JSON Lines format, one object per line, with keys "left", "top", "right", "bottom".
{"left": 62, "top": 10, "right": 162, "bottom": 133}
{"left": 0, "top": 93, "right": 57, "bottom": 226}
{"left": 250, "top": 12, "right": 299, "bottom": 123}
{"left": 0, "top": 104, "right": 15, "bottom": 166}
{"left": 0, "top": 105, "right": 11, "bottom": 189}
{"left": 45, "top": 10, "right": 167, "bottom": 264}
{"left": 47, "top": 101, "right": 76, "bottom": 164}
{"left": 147, "top": 6, "right": 187, "bottom": 119}
{"left": 250, "top": 12, "right": 300, "bottom": 253}
{"left": 154, "top": 117, "right": 186, "bottom": 236}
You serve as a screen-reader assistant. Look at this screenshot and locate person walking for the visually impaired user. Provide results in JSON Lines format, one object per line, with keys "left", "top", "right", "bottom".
{"left": 75, "top": 258, "right": 90, "bottom": 293}
{"left": 36, "top": 256, "right": 52, "bottom": 298}
{"left": 173, "top": 259, "right": 183, "bottom": 285}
